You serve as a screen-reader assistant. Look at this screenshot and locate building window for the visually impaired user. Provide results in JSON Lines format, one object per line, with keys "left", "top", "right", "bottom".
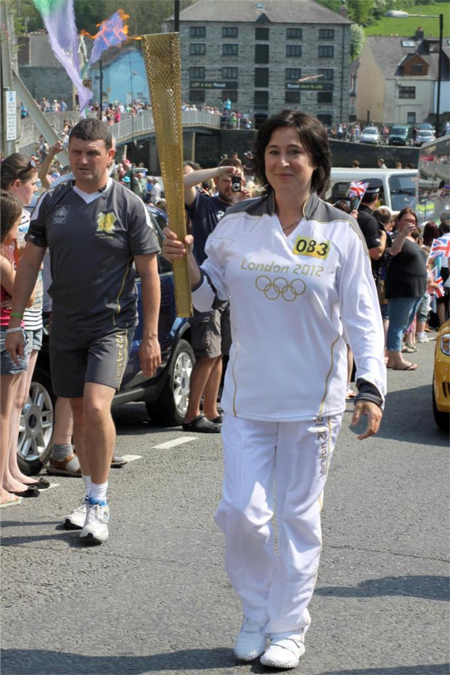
{"left": 411, "top": 63, "right": 423, "bottom": 74}
{"left": 407, "top": 111, "right": 416, "bottom": 124}
{"left": 255, "top": 44, "right": 269, "bottom": 63}
{"left": 255, "top": 27, "right": 269, "bottom": 40}
{"left": 190, "top": 26, "right": 206, "bottom": 38}
{"left": 222, "top": 90, "right": 238, "bottom": 103}
{"left": 223, "top": 44, "right": 239, "bottom": 56}
{"left": 318, "top": 92, "right": 333, "bottom": 103}
{"left": 399, "top": 86, "right": 415, "bottom": 99}
{"left": 318, "top": 46, "right": 334, "bottom": 57}
{"left": 189, "top": 90, "right": 205, "bottom": 103}
{"left": 189, "top": 67, "right": 205, "bottom": 79}
{"left": 285, "top": 90, "right": 300, "bottom": 103}
{"left": 287, "top": 28, "right": 302, "bottom": 39}
{"left": 222, "top": 27, "right": 238, "bottom": 38}
{"left": 319, "top": 29, "right": 334, "bottom": 39}
{"left": 318, "top": 68, "right": 334, "bottom": 80}
{"left": 286, "top": 45, "right": 302, "bottom": 57}
{"left": 222, "top": 67, "right": 238, "bottom": 79}
{"left": 317, "top": 113, "right": 332, "bottom": 127}
{"left": 190, "top": 44, "right": 205, "bottom": 56}
{"left": 255, "top": 68, "right": 269, "bottom": 87}
{"left": 286, "top": 68, "right": 301, "bottom": 81}
{"left": 254, "top": 90, "right": 269, "bottom": 108}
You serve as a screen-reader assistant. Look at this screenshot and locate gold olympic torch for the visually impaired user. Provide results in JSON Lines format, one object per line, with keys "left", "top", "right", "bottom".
{"left": 142, "top": 33, "right": 192, "bottom": 317}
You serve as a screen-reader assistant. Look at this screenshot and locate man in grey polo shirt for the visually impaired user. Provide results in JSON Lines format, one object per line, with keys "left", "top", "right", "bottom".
{"left": 6, "top": 119, "right": 161, "bottom": 544}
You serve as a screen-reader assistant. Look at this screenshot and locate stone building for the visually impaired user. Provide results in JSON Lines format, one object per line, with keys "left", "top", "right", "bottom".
{"left": 163, "top": 0, "right": 352, "bottom": 126}
{"left": 17, "top": 32, "right": 74, "bottom": 105}
{"left": 356, "top": 31, "right": 450, "bottom": 126}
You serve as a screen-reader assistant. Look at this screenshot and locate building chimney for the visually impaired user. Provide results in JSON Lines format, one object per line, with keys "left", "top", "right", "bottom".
{"left": 339, "top": 1, "right": 348, "bottom": 17}
{"left": 415, "top": 26, "right": 424, "bottom": 40}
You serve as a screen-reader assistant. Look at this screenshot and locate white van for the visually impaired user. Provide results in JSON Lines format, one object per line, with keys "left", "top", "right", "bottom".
{"left": 326, "top": 168, "right": 418, "bottom": 212}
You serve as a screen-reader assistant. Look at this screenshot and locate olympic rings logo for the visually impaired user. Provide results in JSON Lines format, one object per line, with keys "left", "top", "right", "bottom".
{"left": 255, "top": 275, "right": 306, "bottom": 301}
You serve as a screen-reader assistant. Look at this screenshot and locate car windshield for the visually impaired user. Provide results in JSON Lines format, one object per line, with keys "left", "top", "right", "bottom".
{"left": 420, "top": 131, "right": 434, "bottom": 136}
{"left": 389, "top": 174, "right": 417, "bottom": 211}
{"left": 391, "top": 127, "right": 407, "bottom": 134}
{"left": 364, "top": 129, "right": 377, "bottom": 134}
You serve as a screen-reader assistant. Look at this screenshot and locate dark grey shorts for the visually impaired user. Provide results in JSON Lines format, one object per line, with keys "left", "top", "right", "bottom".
{"left": 191, "top": 304, "right": 232, "bottom": 359}
{"left": 50, "top": 325, "right": 134, "bottom": 398}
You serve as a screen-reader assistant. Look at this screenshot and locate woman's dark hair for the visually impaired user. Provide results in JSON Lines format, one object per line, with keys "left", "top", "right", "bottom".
{"left": 69, "top": 118, "right": 113, "bottom": 150}
{"left": 333, "top": 200, "right": 350, "bottom": 214}
{"left": 1, "top": 191, "right": 23, "bottom": 242}
{"left": 422, "top": 221, "right": 440, "bottom": 247}
{"left": 397, "top": 207, "right": 417, "bottom": 225}
{"left": 1, "top": 153, "right": 38, "bottom": 190}
{"left": 252, "top": 109, "right": 332, "bottom": 197}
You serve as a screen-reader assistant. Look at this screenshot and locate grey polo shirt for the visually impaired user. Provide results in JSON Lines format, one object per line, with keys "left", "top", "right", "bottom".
{"left": 27, "top": 178, "right": 160, "bottom": 332}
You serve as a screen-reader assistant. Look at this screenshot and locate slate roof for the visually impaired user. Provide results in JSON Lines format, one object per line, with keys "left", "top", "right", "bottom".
{"left": 171, "top": 0, "right": 352, "bottom": 24}
{"left": 366, "top": 36, "right": 450, "bottom": 80}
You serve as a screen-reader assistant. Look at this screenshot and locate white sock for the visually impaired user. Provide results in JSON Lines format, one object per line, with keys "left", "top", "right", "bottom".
{"left": 82, "top": 475, "right": 91, "bottom": 499}
{"left": 417, "top": 332, "right": 425, "bottom": 339}
{"left": 90, "top": 481, "right": 108, "bottom": 503}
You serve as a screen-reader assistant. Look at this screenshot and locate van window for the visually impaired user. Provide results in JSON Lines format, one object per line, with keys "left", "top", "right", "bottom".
{"left": 331, "top": 181, "right": 386, "bottom": 206}
{"left": 389, "top": 174, "right": 416, "bottom": 211}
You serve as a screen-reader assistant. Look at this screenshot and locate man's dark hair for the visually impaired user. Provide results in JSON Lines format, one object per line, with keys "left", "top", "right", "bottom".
{"left": 333, "top": 200, "right": 350, "bottom": 214}
{"left": 361, "top": 190, "right": 378, "bottom": 205}
{"left": 69, "top": 118, "right": 113, "bottom": 151}
{"left": 183, "top": 160, "right": 201, "bottom": 171}
{"left": 218, "top": 157, "right": 243, "bottom": 171}
{"left": 252, "top": 109, "right": 331, "bottom": 197}
{"left": 440, "top": 221, "right": 450, "bottom": 234}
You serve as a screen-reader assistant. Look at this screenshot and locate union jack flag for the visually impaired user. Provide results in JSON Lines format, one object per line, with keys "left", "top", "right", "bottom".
{"left": 432, "top": 267, "right": 445, "bottom": 298}
{"left": 429, "top": 236, "right": 450, "bottom": 260}
{"left": 348, "top": 181, "right": 369, "bottom": 199}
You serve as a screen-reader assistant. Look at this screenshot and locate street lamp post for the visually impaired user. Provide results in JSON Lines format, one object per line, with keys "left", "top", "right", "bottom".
{"left": 385, "top": 10, "right": 444, "bottom": 136}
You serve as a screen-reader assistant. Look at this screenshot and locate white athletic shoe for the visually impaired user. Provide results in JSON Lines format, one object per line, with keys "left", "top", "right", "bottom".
{"left": 416, "top": 335, "right": 430, "bottom": 343}
{"left": 63, "top": 497, "right": 88, "bottom": 530}
{"left": 260, "top": 635, "right": 306, "bottom": 669}
{"left": 234, "top": 617, "right": 267, "bottom": 661}
{"left": 79, "top": 500, "right": 109, "bottom": 544}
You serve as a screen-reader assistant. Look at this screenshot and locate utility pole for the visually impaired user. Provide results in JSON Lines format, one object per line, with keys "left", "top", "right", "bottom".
{"left": 1, "top": 1, "right": 17, "bottom": 156}
{"left": 174, "top": 0, "right": 180, "bottom": 32}
{"left": 436, "top": 13, "right": 443, "bottom": 137}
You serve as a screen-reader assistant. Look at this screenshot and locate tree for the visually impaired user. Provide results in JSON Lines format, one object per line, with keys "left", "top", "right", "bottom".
{"left": 347, "top": 0, "right": 374, "bottom": 25}
{"left": 350, "top": 23, "right": 366, "bottom": 59}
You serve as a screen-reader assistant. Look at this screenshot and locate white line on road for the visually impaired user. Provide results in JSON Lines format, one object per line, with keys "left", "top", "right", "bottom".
{"left": 120, "top": 454, "right": 143, "bottom": 462}
{"left": 152, "top": 437, "right": 197, "bottom": 450}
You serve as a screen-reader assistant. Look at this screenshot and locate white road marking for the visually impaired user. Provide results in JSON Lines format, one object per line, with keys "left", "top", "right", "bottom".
{"left": 46, "top": 482, "right": 60, "bottom": 490}
{"left": 152, "top": 437, "right": 197, "bottom": 450}
{"left": 119, "top": 454, "right": 143, "bottom": 462}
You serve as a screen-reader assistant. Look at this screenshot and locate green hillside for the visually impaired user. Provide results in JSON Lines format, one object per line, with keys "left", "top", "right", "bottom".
{"left": 365, "top": 3, "right": 449, "bottom": 37}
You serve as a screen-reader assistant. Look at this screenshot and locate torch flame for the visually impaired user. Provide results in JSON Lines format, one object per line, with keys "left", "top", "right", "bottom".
{"left": 81, "top": 8, "right": 141, "bottom": 46}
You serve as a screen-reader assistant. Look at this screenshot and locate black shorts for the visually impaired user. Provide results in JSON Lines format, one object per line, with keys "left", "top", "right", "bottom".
{"left": 50, "top": 325, "right": 134, "bottom": 398}
{"left": 191, "top": 304, "right": 232, "bottom": 359}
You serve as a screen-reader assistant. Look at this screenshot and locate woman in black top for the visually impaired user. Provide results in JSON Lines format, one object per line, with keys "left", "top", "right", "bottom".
{"left": 385, "top": 208, "right": 427, "bottom": 370}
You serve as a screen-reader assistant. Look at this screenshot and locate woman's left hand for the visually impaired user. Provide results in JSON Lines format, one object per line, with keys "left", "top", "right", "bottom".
{"left": 351, "top": 400, "right": 382, "bottom": 440}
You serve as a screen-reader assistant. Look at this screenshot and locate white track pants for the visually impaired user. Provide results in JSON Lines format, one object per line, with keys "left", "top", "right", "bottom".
{"left": 214, "top": 413, "right": 343, "bottom": 636}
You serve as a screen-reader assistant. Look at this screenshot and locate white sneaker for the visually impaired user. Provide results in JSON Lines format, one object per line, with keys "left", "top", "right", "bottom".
{"left": 260, "top": 634, "right": 305, "bottom": 669}
{"left": 63, "top": 497, "right": 88, "bottom": 530}
{"left": 416, "top": 335, "right": 430, "bottom": 343}
{"left": 79, "top": 500, "right": 109, "bottom": 544}
{"left": 234, "top": 617, "right": 267, "bottom": 661}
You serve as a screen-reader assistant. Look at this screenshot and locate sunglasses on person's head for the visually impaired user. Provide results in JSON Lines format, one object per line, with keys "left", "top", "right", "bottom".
{"left": 16, "top": 159, "right": 37, "bottom": 179}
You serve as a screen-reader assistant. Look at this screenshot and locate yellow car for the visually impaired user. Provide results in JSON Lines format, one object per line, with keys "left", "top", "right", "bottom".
{"left": 433, "top": 319, "right": 450, "bottom": 431}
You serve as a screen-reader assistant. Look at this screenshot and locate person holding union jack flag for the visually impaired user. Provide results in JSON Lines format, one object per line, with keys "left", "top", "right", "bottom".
{"left": 385, "top": 208, "right": 428, "bottom": 370}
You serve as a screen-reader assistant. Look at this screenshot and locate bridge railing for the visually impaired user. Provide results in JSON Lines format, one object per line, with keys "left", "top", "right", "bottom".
{"left": 19, "top": 110, "right": 221, "bottom": 155}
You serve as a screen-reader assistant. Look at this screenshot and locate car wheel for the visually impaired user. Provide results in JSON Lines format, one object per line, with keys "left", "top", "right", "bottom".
{"left": 432, "top": 377, "right": 450, "bottom": 432}
{"left": 146, "top": 339, "right": 195, "bottom": 427}
{"left": 18, "top": 366, "right": 56, "bottom": 475}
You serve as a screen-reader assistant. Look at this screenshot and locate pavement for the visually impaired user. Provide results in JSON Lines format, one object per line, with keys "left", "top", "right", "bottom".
{"left": 1, "top": 338, "right": 449, "bottom": 675}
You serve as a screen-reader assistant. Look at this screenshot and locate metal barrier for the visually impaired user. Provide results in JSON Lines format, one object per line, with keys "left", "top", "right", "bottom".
{"left": 18, "top": 110, "right": 221, "bottom": 154}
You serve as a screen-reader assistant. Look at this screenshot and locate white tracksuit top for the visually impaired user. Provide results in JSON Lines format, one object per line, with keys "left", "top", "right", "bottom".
{"left": 192, "top": 192, "right": 386, "bottom": 422}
